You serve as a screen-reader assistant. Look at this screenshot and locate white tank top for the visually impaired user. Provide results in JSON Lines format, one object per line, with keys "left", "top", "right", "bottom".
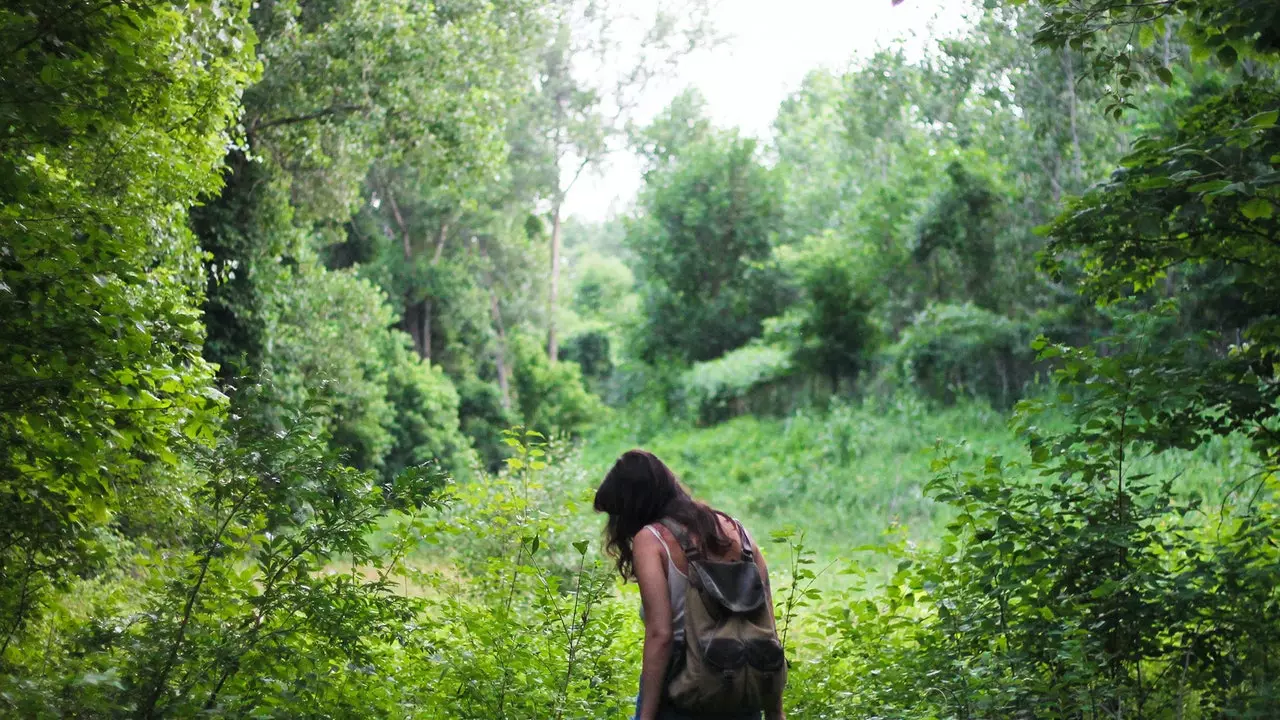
{"left": 638, "top": 523, "right": 688, "bottom": 643}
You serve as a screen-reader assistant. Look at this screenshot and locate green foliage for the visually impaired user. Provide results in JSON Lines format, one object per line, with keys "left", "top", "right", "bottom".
{"left": 773, "top": 231, "right": 881, "bottom": 387}
{"left": 1, "top": 400, "right": 448, "bottom": 718}
{"left": 680, "top": 344, "right": 796, "bottom": 424}
{"left": 511, "top": 334, "right": 607, "bottom": 437}
{"left": 629, "top": 131, "right": 789, "bottom": 363}
{"left": 9, "top": 0, "right": 1280, "bottom": 717}
{"left": 456, "top": 374, "right": 518, "bottom": 471}
{"left": 391, "top": 431, "right": 641, "bottom": 719}
{"left": 257, "top": 262, "right": 398, "bottom": 470}
{"left": 0, "top": 0, "right": 255, "bottom": 655}
{"left": 383, "top": 339, "right": 475, "bottom": 481}
{"left": 913, "top": 161, "right": 1002, "bottom": 310}
{"left": 194, "top": 0, "right": 539, "bottom": 478}
{"left": 568, "top": 255, "right": 635, "bottom": 319}
{"left": 882, "top": 302, "right": 1036, "bottom": 408}
{"left": 242, "top": 0, "right": 525, "bottom": 220}
{"left": 631, "top": 88, "right": 715, "bottom": 172}
{"left": 1031, "top": 0, "right": 1280, "bottom": 110}
{"left": 192, "top": 157, "right": 304, "bottom": 377}
{"left": 560, "top": 329, "right": 614, "bottom": 381}
{"left": 791, "top": 321, "right": 1280, "bottom": 719}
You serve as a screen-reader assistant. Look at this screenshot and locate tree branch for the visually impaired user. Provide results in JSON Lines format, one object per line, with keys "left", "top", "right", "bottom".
{"left": 251, "top": 104, "right": 369, "bottom": 132}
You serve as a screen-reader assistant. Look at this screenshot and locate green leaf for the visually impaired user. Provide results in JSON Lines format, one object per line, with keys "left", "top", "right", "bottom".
{"left": 1241, "top": 197, "right": 1274, "bottom": 220}
{"left": 1247, "top": 110, "right": 1279, "bottom": 129}
{"left": 572, "top": 540, "right": 590, "bottom": 555}
{"left": 1189, "top": 180, "right": 1232, "bottom": 193}
{"left": 1217, "top": 45, "right": 1238, "bottom": 67}
{"left": 1156, "top": 66, "right": 1173, "bottom": 85}
{"left": 1137, "top": 176, "right": 1173, "bottom": 190}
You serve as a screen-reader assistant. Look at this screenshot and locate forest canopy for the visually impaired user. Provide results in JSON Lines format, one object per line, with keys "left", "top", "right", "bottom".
{"left": 1, "top": 0, "right": 1278, "bottom": 717}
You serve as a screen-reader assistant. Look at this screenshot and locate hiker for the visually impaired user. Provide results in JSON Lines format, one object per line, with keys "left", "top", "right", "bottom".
{"left": 594, "top": 449, "right": 786, "bottom": 720}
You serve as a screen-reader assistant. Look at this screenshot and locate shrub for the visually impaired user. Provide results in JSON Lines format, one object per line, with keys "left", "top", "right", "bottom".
{"left": 456, "top": 374, "right": 518, "bottom": 471}
{"left": 880, "top": 302, "right": 1035, "bottom": 407}
{"left": 773, "top": 231, "right": 883, "bottom": 388}
{"left": 258, "top": 261, "right": 398, "bottom": 470}
{"left": 681, "top": 344, "right": 795, "bottom": 424}
{"left": 511, "top": 334, "right": 607, "bottom": 436}
{"left": 382, "top": 337, "right": 476, "bottom": 481}
{"left": 560, "top": 328, "right": 614, "bottom": 381}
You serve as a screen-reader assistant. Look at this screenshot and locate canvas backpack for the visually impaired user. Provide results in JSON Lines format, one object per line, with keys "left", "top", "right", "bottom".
{"left": 658, "top": 517, "right": 787, "bottom": 713}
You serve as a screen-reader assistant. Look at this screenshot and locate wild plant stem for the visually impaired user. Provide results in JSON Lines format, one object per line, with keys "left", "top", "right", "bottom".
{"left": 554, "top": 552, "right": 589, "bottom": 717}
{"left": 138, "top": 488, "right": 253, "bottom": 720}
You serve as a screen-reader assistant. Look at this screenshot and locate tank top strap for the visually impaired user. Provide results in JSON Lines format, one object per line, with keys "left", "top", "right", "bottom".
{"left": 644, "top": 524, "right": 674, "bottom": 563}
{"left": 644, "top": 524, "right": 688, "bottom": 580}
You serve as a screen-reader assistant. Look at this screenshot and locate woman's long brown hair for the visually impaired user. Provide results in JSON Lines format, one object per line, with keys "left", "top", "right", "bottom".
{"left": 593, "top": 449, "right": 732, "bottom": 580}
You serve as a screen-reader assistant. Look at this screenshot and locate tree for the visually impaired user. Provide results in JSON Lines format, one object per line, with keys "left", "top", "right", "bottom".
{"left": 773, "top": 233, "right": 881, "bottom": 388}
{"left": 0, "top": 0, "right": 255, "bottom": 655}
{"left": 193, "top": 0, "right": 537, "bottom": 472}
{"left": 629, "top": 131, "right": 788, "bottom": 363}
{"left": 522, "top": 0, "right": 716, "bottom": 362}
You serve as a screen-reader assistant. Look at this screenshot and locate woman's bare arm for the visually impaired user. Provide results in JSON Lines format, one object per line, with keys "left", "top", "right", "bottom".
{"left": 634, "top": 529, "right": 673, "bottom": 720}
{"left": 752, "top": 535, "right": 786, "bottom": 720}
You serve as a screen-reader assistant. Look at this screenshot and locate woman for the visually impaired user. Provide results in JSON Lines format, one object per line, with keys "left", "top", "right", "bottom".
{"left": 594, "top": 449, "right": 785, "bottom": 720}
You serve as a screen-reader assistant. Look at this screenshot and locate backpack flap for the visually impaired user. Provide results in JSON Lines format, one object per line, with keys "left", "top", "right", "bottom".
{"left": 690, "top": 560, "right": 766, "bottom": 614}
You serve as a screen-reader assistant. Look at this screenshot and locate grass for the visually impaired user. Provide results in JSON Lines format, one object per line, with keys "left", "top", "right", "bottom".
{"left": 581, "top": 393, "right": 1023, "bottom": 560}
{"left": 579, "top": 392, "right": 1262, "bottom": 570}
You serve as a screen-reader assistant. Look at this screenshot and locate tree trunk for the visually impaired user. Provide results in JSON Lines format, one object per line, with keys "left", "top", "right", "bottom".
{"left": 478, "top": 238, "right": 512, "bottom": 411}
{"left": 1061, "top": 50, "right": 1084, "bottom": 184}
{"left": 547, "top": 198, "right": 563, "bottom": 363}
{"left": 404, "top": 304, "right": 423, "bottom": 358}
{"left": 490, "top": 290, "right": 511, "bottom": 411}
{"left": 421, "top": 300, "right": 432, "bottom": 362}
{"left": 421, "top": 222, "right": 449, "bottom": 362}
{"left": 382, "top": 184, "right": 425, "bottom": 357}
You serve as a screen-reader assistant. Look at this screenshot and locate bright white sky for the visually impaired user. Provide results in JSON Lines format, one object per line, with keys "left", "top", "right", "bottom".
{"left": 563, "top": 0, "right": 974, "bottom": 221}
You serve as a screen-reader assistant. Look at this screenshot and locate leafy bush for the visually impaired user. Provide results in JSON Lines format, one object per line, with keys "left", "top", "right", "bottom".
{"left": 880, "top": 302, "right": 1036, "bottom": 407}
{"left": 456, "top": 374, "right": 518, "bottom": 470}
{"left": 0, "top": 401, "right": 447, "bottom": 718}
{"left": 390, "top": 432, "right": 641, "bottom": 719}
{"left": 773, "top": 231, "right": 882, "bottom": 388}
{"left": 680, "top": 344, "right": 796, "bottom": 424}
{"left": 560, "top": 328, "right": 614, "bottom": 381}
{"left": 778, "top": 328, "right": 1280, "bottom": 720}
{"left": 258, "top": 261, "right": 399, "bottom": 470}
{"left": 0, "top": 0, "right": 254, "bottom": 656}
{"left": 382, "top": 338, "right": 476, "bottom": 481}
{"left": 510, "top": 334, "right": 608, "bottom": 436}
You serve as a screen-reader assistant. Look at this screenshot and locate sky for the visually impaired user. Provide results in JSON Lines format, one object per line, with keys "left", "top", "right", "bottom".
{"left": 562, "top": 0, "right": 974, "bottom": 221}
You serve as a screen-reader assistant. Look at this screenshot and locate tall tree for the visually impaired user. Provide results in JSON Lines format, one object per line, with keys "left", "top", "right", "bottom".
{"left": 629, "top": 131, "right": 787, "bottom": 363}
{"left": 524, "top": 0, "right": 716, "bottom": 361}
{"left": 0, "top": 0, "right": 255, "bottom": 654}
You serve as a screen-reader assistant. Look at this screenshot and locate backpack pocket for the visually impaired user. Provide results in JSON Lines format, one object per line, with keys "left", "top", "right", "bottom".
{"left": 703, "top": 637, "right": 748, "bottom": 675}
{"left": 745, "top": 637, "right": 785, "bottom": 672}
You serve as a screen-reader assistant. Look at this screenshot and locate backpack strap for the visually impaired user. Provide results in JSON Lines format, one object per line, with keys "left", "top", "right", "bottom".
{"left": 658, "top": 518, "right": 702, "bottom": 562}
{"left": 732, "top": 518, "right": 755, "bottom": 562}
{"left": 660, "top": 516, "right": 756, "bottom": 563}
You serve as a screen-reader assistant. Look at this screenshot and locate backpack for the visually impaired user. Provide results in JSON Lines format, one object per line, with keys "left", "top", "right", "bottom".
{"left": 658, "top": 517, "right": 787, "bottom": 713}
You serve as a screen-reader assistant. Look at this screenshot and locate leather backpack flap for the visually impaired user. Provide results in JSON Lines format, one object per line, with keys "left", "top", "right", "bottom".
{"left": 689, "top": 559, "right": 766, "bottom": 614}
